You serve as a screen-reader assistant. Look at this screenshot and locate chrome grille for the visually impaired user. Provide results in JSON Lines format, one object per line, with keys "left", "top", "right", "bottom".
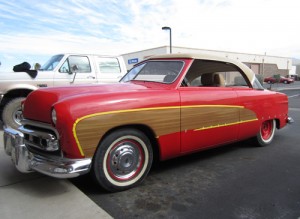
{"left": 19, "top": 120, "right": 60, "bottom": 152}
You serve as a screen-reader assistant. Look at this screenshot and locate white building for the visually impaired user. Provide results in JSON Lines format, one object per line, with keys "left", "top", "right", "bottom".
{"left": 122, "top": 46, "right": 293, "bottom": 78}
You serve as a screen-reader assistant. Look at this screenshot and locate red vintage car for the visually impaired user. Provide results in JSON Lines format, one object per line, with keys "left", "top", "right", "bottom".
{"left": 264, "top": 76, "right": 294, "bottom": 84}
{"left": 4, "top": 54, "right": 293, "bottom": 192}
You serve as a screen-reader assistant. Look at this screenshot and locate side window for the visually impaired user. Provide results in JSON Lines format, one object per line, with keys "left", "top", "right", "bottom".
{"left": 97, "top": 57, "right": 121, "bottom": 74}
{"left": 184, "top": 60, "right": 249, "bottom": 88}
{"left": 59, "top": 56, "right": 91, "bottom": 73}
{"left": 59, "top": 60, "right": 69, "bottom": 73}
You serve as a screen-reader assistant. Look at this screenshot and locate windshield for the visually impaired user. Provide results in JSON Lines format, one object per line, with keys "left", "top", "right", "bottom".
{"left": 253, "top": 77, "right": 264, "bottom": 90}
{"left": 121, "top": 60, "right": 184, "bottom": 83}
{"left": 40, "top": 54, "right": 64, "bottom": 71}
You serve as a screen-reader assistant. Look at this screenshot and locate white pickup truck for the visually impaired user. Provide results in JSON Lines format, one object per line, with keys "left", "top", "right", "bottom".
{"left": 0, "top": 53, "right": 127, "bottom": 129}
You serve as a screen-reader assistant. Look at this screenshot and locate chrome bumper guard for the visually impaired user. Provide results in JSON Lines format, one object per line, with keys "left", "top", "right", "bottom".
{"left": 4, "top": 127, "right": 92, "bottom": 178}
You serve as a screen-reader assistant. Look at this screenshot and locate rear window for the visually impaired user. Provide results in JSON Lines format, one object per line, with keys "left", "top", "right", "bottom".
{"left": 97, "top": 57, "right": 121, "bottom": 74}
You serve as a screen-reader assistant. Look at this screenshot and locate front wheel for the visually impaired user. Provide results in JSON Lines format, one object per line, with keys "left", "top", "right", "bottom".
{"left": 2, "top": 97, "right": 26, "bottom": 129}
{"left": 254, "top": 119, "right": 276, "bottom": 146}
{"left": 92, "top": 128, "right": 153, "bottom": 192}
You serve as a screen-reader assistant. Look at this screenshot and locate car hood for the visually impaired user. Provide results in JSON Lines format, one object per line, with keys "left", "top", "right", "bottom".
{"left": 25, "top": 82, "right": 151, "bottom": 102}
{"left": 0, "top": 70, "right": 51, "bottom": 79}
{"left": 22, "top": 82, "right": 173, "bottom": 123}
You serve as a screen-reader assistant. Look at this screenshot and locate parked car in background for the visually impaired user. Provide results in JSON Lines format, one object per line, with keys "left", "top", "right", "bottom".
{"left": 264, "top": 76, "right": 294, "bottom": 84}
{"left": 289, "top": 74, "right": 299, "bottom": 81}
{"left": 4, "top": 53, "right": 293, "bottom": 192}
{"left": 0, "top": 53, "right": 127, "bottom": 129}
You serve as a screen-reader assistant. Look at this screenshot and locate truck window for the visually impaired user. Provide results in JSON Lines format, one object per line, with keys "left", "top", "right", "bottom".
{"left": 97, "top": 57, "right": 121, "bottom": 74}
{"left": 59, "top": 56, "right": 91, "bottom": 73}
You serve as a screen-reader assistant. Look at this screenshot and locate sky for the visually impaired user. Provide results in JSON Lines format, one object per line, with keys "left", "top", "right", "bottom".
{"left": 0, "top": 0, "right": 299, "bottom": 72}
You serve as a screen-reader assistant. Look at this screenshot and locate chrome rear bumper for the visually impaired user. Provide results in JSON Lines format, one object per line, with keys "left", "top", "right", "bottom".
{"left": 4, "top": 127, "right": 92, "bottom": 178}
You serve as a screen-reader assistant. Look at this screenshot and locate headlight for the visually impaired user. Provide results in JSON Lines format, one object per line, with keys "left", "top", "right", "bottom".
{"left": 51, "top": 108, "right": 57, "bottom": 125}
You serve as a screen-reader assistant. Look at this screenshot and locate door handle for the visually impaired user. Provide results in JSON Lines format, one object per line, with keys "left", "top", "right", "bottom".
{"left": 87, "top": 76, "right": 95, "bottom": 79}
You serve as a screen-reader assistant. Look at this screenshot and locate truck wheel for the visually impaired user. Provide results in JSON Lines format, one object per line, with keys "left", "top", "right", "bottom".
{"left": 92, "top": 128, "right": 153, "bottom": 192}
{"left": 2, "top": 97, "right": 25, "bottom": 129}
{"left": 254, "top": 119, "right": 276, "bottom": 146}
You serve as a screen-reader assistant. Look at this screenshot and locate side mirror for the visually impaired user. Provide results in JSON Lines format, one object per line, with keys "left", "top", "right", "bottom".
{"left": 34, "top": 63, "right": 41, "bottom": 70}
{"left": 70, "top": 65, "right": 79, "bottom": 83}
{"left": 71, "top": 65, "right": 79, "bottom": 74}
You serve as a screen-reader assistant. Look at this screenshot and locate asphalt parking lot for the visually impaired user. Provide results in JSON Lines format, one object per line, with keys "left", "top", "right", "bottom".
{"left": 72, "top": 86, "right": 300, "bottom": 219}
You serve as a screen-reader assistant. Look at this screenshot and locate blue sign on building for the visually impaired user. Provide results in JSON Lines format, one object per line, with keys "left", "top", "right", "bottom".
{"left": 128, "top": 58, "right": 139, "bottom": 64}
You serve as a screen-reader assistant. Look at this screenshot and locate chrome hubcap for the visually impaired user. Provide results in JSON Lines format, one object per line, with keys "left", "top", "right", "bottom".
{"left": 13, "top": 109, "right": 23, "bottom": 125}
{"left": 109, "top": 141, "right": 141, "bottom": 180}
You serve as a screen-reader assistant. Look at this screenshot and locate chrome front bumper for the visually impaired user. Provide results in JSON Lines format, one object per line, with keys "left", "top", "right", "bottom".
{"left": 4, "top": 127, "right": 92, "bottom": 178}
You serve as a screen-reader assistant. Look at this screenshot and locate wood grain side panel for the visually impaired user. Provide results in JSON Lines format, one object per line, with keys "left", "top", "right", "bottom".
{"left": 181, "top": 107, "right": 240, "bottom": 131}
{"left": 75, "top": 108, "right": 180, "bottom": 157}
{"left": 74, "top": 106, "right": 258, "bottom": 158}
{"left": 240, "top": 108, "right": 258, "bottom": 122}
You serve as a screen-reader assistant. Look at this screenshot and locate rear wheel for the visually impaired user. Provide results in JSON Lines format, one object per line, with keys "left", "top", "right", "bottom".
{"left": 2, "top": 97, "right": 25, "bottom": 129}
{"left": 92, "top": 128, "right": 153, "bottom": 192}
{"left": 255, "top": 119, "right": 276, "bottom": 146}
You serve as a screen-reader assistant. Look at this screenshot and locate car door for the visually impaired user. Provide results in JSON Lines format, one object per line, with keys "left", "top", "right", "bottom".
{"left": 178, "top": 60, "right": 243, "bottom": 153}
{"left": 179, "top": 86, "right": 239, "bottom": 153}
{"left": 53, "top": 55, "right": 97, "bottom": 86}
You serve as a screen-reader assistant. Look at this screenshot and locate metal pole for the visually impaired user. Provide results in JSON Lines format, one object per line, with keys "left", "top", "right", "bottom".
{"left": 169, "top": 28, "right": 172, "bottom": 54}
{"left": 162, "top": 26, "right": 172, "bottom": 54}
